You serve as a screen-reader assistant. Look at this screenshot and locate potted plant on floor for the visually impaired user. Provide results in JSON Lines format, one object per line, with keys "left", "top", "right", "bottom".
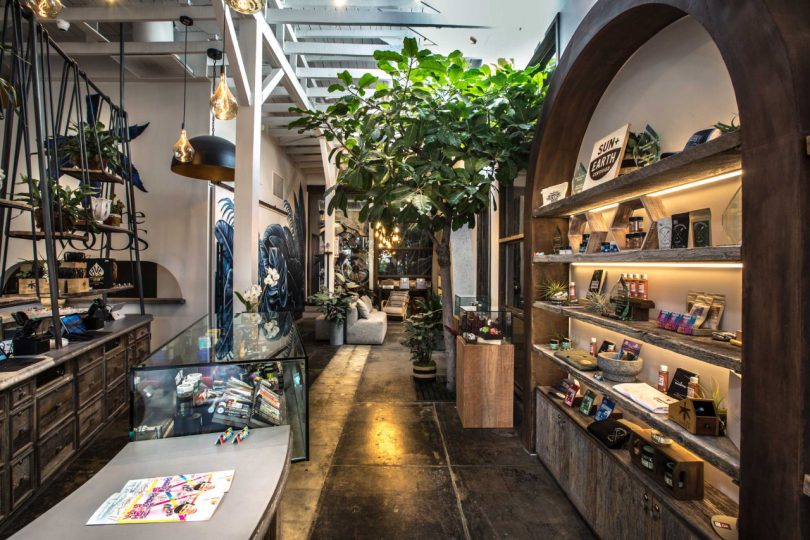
{"left": 289, "top": 39, "right": 551, "bottom": 389}
{"left": 309, "top": 288, "right": 353, "bottom": 346}
{"left": 403, "top": 298, "right": 443, "bottom": 380}
{"left": 16, "top": 175, "right": 97, "bottom": 233}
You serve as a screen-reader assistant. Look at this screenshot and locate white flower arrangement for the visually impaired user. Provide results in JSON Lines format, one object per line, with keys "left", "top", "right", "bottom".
{"left": 264, "top": 267, "right": 280, "bottom": 287}
{"left": 235, "top": 266, "right": 280, "bottom": 313}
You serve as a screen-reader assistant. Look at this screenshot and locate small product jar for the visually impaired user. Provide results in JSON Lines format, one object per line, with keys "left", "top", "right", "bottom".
{"left": 549, "top": 339, "right": 560, "bottom": 351}
{"left": 641, "top": 444, "right": 655, "bottom": 471}
{"left": 629, "top": 216, "right": 644, "bottom": 233}
{"left": 176, "top": 382, "right": 194, "bottom": 417}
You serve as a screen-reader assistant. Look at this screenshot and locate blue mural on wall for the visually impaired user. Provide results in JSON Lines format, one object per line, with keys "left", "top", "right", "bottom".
{"left": 214, "top": 198, "right": 235, "bottom": 360}
{"left": 259, "top": 186, "right": 306, "bottom": 313}
{"left": 213, "top": 186, "right": 306, "bottom": 360}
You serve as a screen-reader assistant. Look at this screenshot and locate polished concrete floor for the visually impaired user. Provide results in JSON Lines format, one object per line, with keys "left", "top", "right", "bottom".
{"left": 4, "top": 319, "right": 594, "bottom": 539}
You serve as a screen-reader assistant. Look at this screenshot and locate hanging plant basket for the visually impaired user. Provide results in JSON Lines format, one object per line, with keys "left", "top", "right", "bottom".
{"left": 34, "top": 207, "right": 75, "bottom": 233}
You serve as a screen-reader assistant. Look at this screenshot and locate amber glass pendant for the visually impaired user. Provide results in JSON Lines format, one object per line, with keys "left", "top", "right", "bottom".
{"left": 173, "top": 128, "right": 195, "bottom": 163}
{"left": 210, "top": 72, "right": 238, "bottom": 121}
{"left": 27, "top": 0, "right": 63, "bottom": 18}
{"left": 225, "top": 0, "right": 265, "bottom": 15}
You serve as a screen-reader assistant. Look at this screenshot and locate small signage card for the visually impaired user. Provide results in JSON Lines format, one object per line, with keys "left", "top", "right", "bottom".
{"left": 583, "top": 124, "right": 630, "bottom": 192}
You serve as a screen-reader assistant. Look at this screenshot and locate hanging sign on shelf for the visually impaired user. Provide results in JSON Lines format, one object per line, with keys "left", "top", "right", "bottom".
{"left": 583, "top": 124, "right": 630, "bottom": 192}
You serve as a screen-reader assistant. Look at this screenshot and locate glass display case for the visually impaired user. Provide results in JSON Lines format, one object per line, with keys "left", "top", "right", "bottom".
{"left": 454, "top": 295, "right": 491, "bottom": 315}
{"left": 459, "top": 309, "right": 513, "bottom": 343}
{"left": 130, "top": 311, "right": 308, "bottom": 461}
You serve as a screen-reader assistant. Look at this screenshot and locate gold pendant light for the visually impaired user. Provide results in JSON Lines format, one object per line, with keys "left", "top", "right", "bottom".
{"left": 225, "top": 0, "right": 265, "bottom": 15}
{"left": 173, "top": 16, "right": 195, "bottom": 164}
{"left": 27, "top": 0, "right": 63, "bottom": 18}
{"left": 209, "top": 22, "right": 238, "bottom": 121}
{"left": 173, "top": 128, "right": 195, "bottom": 162}
{"left": 210, "top": 71, "right": 238, "bottom": 120}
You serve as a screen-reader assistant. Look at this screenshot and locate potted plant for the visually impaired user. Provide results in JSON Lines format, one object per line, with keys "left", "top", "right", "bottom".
{"left": 105, "top": 193, "right": 125, "bottom": 226}
{"left": 402, "top": 305, "right": 443, "bottom": 380}
{"left": 540, "top": 279, "right": 570, "bottom": 305}
{"left": 308, "top": 288, "right": 353, "bottom": 346}
{"left": 16, "top": 175, "right": 97, "bottom": 233}
{"left": 59, "top": 121, "right": 122, "bottom": 173}
{"left": 289, "top": 39, "right": 552, "bottom": 389}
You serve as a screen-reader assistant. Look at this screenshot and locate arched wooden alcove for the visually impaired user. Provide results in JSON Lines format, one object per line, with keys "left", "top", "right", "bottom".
{"left": 523, "top": 1, "right": 810, "bottom": 537}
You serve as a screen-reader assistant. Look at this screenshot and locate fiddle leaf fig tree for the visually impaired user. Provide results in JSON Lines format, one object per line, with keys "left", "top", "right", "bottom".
{"left": 290, "top": 38, "right": 552, "bottom": 389}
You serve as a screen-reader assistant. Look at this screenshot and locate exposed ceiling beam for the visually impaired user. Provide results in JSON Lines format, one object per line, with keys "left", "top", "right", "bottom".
{"left": 279, "top": 137, "right": 320, "bottom": 146}
{"left": 59, "top": 6, "right": 212, "bottom": 23}
{"left": 283, "top": 146, "right": 322, "bottom": 154}
{"left": 293, "top": 28, "right": 413, "bottom": 40}
{"left": 295, "top": 54, "right": 380, "bottom": 63}
{"left": 78, "top": 22, "right": 109, "bottom": 43}
{"left": 55, "top": 40, "right": 220, "bottom": 56}
{"left": 262, "top": 103, "right": 298, "bottom": 113}
{"left": 291, "top": 154, "right": 323, "bottom": 162}
{"left": 265, "top": 8, "right": 488, "bottom": 28}
{"left": 282, "top": 0, "right": 415, "bottom": 6}
{"left": 263, "top": 116, "right": 303, "bottom": 125}
{"left": 261, "top": 69, "right": 285, "bottom": 103}
{"left": 267, "top": 128, "right": 316, "bottom": 137}
{"left": 255, "top": 13, "right": 313, "bottom": 111}
{"left": 215, "top": 2, "right": 251, "bottom": 106}
{"left": 296, "top": 67, "right": 389, "bottom": 80}
{"left": 284, "top": 41, "right": 394, "bottom": 57}
{"left": 306, "top": 87, "right": 350, "bottom": 98}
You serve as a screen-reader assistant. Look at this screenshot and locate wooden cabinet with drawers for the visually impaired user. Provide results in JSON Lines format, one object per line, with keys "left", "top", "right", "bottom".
{"left": 0, "top": 317, "right": 151, "bottom": 528}
{"left": 535, "top": 389, "right": 736, "bottom": 539}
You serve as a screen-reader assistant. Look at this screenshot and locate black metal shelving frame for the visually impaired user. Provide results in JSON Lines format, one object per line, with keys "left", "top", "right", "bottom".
{"left": 0, "top": 2, "right": 146, "bottom": 347}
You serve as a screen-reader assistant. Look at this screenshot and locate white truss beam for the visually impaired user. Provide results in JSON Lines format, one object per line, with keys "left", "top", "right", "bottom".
{"left": 59, "top": 6, "right": 212, "bottom": 23}
{"left": 265, "top": 8, "right": 487, "bottom": 28}
{"left": 55, "top": 40, "right": 220, "bottom": 56}
{"left": 284, "top": 41, "right": 395, "bottom": 56}
{"left": 261, "top": 69, "right": 285, "bottom": 103}
{"left": 293, "top": 28, "right": 413, "bottom": 40}
{"left": 296, "top": 67, "right": 390, "bottom": 80}
{"left": 282, "top": 0, "right": 415, "bottom": 6}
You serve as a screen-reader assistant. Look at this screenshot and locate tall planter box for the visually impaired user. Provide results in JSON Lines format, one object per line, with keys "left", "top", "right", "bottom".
{"left": 456, "top": 336, "right": 514, "bottom": 428}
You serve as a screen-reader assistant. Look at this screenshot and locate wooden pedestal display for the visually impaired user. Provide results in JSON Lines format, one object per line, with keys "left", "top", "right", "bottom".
{"left": 456, "top": 336, "right": 514, "bottom": 428}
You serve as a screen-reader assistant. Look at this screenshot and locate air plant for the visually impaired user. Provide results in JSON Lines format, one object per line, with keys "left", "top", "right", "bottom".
{"left": 583, "top": 292, "right": 611, "bottom": 316}
{"left": 714, "top": 115, "right": 740, "bottom": 134}
{"left": 700, "top": 377, "right": 728, "bottom": 433}
{"left": 540, "top": 279, "right": 569, "bottom": 305}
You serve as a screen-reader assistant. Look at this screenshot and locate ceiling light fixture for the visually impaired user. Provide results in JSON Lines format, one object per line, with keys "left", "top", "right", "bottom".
{"left": 172, "top": 16, "right": 195, "bottom": 164}
{"left": 210, "top": 15, "right": 238, "bottom": 120}
{"left": 225, "top": 0, "right": 265, "bottom": 15}
{"left": 27, "top": 0, "right": 62, "bottom": 18}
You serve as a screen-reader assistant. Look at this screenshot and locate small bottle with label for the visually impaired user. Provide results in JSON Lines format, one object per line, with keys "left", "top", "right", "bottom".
{"left": 657, "top": 365, "right": 669, "bottom": 392}
{"left": 569, "top": 281, "right": 577, "bottom": 303}
{"left": 589, "top": 337, "right": 597, "bottom": 357}
{"left": 687, "top": 375, "right": 701, "bottom": 398}
{"left": 638, "top": 274, "right": 648, "bottom": 300}
{"left": 627, "top": 274, "right": 638, "bottom": 298}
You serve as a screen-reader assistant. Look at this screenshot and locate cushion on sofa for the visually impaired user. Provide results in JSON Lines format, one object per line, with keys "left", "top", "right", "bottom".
{"left": 357, "top": 300, "right": 371, "bottom": 319}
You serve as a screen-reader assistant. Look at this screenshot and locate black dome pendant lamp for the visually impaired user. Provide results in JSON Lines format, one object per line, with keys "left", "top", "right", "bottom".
{"left": 170, "top": 18, "right": 236, "bottom": 182}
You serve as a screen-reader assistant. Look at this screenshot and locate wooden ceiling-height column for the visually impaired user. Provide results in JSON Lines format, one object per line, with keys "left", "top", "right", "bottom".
{"left": 522, "top": 1, "right": 810, "bottom": 537}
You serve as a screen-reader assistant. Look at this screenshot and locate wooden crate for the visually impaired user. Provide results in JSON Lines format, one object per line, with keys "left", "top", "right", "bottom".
{"left": 456, "top": 336, "right": 514, "bottom": 428}
{"left": 17, "top": 278, "right": 49, "bottom": 296}
{"left": 58, "top": 278, "right": 89, "bottom": 294}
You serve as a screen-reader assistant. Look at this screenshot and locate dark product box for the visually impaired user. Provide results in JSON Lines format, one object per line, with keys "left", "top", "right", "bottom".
{"left": 86, "top": 258, "right": 118, "bottom": 289}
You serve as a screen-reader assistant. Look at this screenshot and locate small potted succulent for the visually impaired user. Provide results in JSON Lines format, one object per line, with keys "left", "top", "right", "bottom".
{"left": 16, "top": 175, "right": 97, "bottom": 233}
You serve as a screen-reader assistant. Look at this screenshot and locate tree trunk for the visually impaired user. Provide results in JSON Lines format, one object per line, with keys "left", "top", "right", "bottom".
{"left": 435, "top": 225, "right": 456, "bottom": 391}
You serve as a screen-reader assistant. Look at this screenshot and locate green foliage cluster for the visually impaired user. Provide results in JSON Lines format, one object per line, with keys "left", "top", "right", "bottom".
{"left": 308, "top": 287, "right": 355, "bottom": 324}
{"left": 402, "top": 292, "right": 443, "bottom": 366}
{"left": 289, "top": 37, "right": 552, "bottom": 236}
{"left": 16, "top": 175, "right": 97, "bottom": 232}
{"left": 59, "top": 121, "right": 122, "bottom": 172}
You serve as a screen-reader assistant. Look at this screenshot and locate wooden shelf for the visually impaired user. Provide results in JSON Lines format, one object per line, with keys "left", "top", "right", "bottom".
{"left": 60, "top": 166, "right": 124, "bottom": 184}
{"left": 532, "top": 301, "right": 742, "bottom": 371}
{"left": 532, "top": 132, "right": 741, "bottom": 218}
{"left": 59, "top": 285, "right": 133, "bottom": 299}
{"left": 538, "top": 387, "right": 738, "bottom": 534}
{"left": 533, "top": 245, "right": 741, "bottom": 264}
{"left": 75, "top": 220, "right": 132, "bottom": 235}
{"left": 0, "top": 295, "right": 41, "bottom": 308}
{"left": 535, "top": 347, "right": 741, "bottom": 480}
{"left": 0, "top": 198, "right": 32, "bottom": 212}
{"left": 8, "top": 230, "right": 88, "bottom": 241}
{"left": 68, "top": 297, "right": 185, "bottom": 305}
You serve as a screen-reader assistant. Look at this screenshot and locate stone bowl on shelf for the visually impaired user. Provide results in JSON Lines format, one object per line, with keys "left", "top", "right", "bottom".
{"left": 597, "top": 352, "right": 644, "bottom": 382}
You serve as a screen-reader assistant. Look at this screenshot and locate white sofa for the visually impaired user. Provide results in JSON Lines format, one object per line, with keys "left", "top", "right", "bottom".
{"left": 345, "top": 297, "right": 387, "bottom": 345}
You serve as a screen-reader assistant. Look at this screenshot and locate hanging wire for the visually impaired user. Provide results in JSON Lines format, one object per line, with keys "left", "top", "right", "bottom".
{"left": 182, "top": 19, "right": 189, "bottom": 129}
{"left": 211, "top": 53, "right": 217, "bottom": 136}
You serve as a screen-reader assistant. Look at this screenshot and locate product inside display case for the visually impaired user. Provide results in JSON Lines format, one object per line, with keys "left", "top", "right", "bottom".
{"left": 130, "top": 311, "right": 308, "bottom": 460}
{"left": 459, "top": 310, "right": 512, "bottom": 345}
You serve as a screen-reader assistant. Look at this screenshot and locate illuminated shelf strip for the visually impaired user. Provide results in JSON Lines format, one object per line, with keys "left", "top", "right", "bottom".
{"left": 534, "top": 345, "right": 741, "bottom": 480}
{"left": 532, "top": 300, "right": 742, "bottom": 371}
{"left": 532, "top": 131, "right": 742, "bottom": 218}
{"left": 533, "top": 245, "right": 742, "bottom": 266}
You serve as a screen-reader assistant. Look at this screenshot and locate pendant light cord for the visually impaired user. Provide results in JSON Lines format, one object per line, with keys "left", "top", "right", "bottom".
{"left": 221, "top": 13, "right": 227, "bottom": 76}
{"left": 181, "top": 20, "right": 189, "bottom": 129}
{"left": 211, "top": 55, "right": 217, "bottom": 136}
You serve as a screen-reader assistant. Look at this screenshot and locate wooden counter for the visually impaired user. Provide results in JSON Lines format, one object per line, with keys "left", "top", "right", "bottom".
{"left": 0, "top": 315, "right": 153, "bottom": 529}
{"left": 456, "top": 336, "right": 514, "bottom": 428}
